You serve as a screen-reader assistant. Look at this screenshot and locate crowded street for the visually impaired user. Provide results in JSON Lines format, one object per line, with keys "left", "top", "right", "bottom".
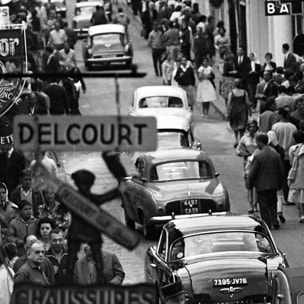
{"left": 0, "top": 0, "right": 304, "bottom": 304}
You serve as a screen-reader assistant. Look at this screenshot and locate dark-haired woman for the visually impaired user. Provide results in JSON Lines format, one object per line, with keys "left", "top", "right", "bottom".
{"left": 36, "top": 217, "right": 56, "bottom": 250}
{"left": 262, "top": 52, "right": 276, "bottom": 74}
{"left": 228, "top": 78, "right": 251, "bottom": 147}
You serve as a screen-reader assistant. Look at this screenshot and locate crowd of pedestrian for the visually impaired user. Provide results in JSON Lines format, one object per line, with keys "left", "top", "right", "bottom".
{"left": 135, "top": 0, "right": 304, "bottom": 232}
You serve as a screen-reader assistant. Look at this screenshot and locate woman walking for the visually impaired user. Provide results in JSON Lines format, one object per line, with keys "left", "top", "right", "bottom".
{"left": 196, "top": 57, "right": 217, "bottom": 118}
{"left": 288, "top": 131, "right": 304, "bottom": 223}
{"left": 228, "top": 78, "right": 251, "bottom": 147}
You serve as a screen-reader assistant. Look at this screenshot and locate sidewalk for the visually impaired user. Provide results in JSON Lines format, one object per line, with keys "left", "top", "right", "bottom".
{"left": 121, "top": 2, "right": 228, "bottom": 120}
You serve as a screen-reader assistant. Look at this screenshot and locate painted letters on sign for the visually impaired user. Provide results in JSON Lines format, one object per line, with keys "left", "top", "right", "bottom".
{"left": 13, "top": 115, "right": 157, "bottom": 152}
{"left": 265, "top": 1, "right": 291, "bottom": 15}
{"left": 0, "top": 26, "right": 27, "bottom": 117}
{"left": 12, "top": 283, "right": 157, "bottom": 304}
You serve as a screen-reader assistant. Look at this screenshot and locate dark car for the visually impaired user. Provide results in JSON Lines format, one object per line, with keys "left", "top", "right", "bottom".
{"left": 82, "top": 24, "right": 133, "bottom": 70}
{"left": 145, "top": 213, "right": 288, "bottom": 304}
{"left": 121, "top": 149, "right": 230, "bottom": 239}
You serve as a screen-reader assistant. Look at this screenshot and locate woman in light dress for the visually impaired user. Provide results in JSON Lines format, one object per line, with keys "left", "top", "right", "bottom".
{"left": 196, "top": 57, "right": 217, "bottom": 118}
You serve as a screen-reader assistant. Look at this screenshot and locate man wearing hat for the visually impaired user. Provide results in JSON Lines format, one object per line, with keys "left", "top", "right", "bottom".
{"left": 161, "top": 280, "right": 185, "bottom": 304}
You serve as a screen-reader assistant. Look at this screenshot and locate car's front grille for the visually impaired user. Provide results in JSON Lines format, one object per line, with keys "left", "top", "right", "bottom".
{"left": 92, "top": 52, "right": 124, "bottom": 59}
{"left": 165, "top": 199, "right": 217, "bottom": 215}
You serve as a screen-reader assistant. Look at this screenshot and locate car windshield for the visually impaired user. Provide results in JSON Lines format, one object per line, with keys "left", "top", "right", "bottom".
{"left": 169, "top": 231, "right": 274, "bottom": 261}
{"left": 150, "top": 161, "right": 212, "bottom": 181}
{"left": 139, "top": 96, "right": 183, "bottom": 108}
{"left": 92, "top": 33, "right": 124, "bottom": 45}
{"left": 157, "top": 132, "right": 188, "bottom": 149}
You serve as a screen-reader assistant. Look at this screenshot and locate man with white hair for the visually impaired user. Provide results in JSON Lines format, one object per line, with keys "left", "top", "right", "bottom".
{"left": 14, "top": 240, "right": 55, "bottom": 285}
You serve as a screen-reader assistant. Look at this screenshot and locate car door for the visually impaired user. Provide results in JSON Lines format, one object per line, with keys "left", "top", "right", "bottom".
{"left": 146, "top": 228, "right": 173, "bottom": 286}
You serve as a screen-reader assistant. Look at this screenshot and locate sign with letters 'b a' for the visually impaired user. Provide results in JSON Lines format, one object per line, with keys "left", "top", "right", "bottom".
{"left": 265, "top": 1, "right": 291, "bottom": 15}
{"left": 13, "top": 115, "right": 157, "bottom": 152}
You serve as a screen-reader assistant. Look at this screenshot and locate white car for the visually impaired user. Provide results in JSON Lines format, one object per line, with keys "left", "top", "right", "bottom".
{"left": 130, "top": 86, "right": 193, "bottom": 126}
{"left": 72, "top": 1, "right": 104, "bottom": 37}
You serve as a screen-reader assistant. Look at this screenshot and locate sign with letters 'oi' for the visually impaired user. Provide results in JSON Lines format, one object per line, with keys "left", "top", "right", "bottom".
{"left": 13, "top": 115, "right": 157, "bottom": 152}
{"left": 265, "top": 1, "right": 291, "bottom": 15}
{"left": 12, "top": 283, "right": 157, "bottom": 304}
{"left": 0, "top": 25, "right": 27, "bottom": 117}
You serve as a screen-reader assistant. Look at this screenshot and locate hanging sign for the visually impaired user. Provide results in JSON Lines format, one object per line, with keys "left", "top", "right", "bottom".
{"left": 265, "top": 1, "right": 291, "bottom": 15}
{"left": 0, "top": 25, "right": 27, "bottom": 117}
{"left": 0, "top": 6, "right": 9, "bottom": 24}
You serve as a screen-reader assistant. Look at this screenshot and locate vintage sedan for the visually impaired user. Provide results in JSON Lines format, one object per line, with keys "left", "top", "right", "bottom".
{"left": 82, "top": 24, "right": 133, "bottom": 70}
{"left": 121, "top": 149, "right": 230, "bottom": 238}
{"left": 145, "top": 214, "right": 289, "bottom": 304}
{"left": 129, "top": 86, "right": 192, "bottom": 125}
{"left": 156, "top": 115, "right": 201, "bottom": 150}
{"left": 72, "top": 1, "right": 104, "bottom": 38}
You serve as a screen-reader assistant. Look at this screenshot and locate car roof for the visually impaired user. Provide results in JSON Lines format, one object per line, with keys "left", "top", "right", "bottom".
{"left": 134, "top": 86, "right": 187, "bottom": 101}
{"left": 76, "top": 1, "right": 103, "bottom": 8}
{"left": 157, "top": 115, "right": 189, "bottom": 131}
{"left": 88, "top": 24, "right": 125, "bottom": 36}
{"left": 138, "top": 148, "right": 209, "bottom": 164}
{"left": 164, "top": 214, "right": 266, "bottom": 237}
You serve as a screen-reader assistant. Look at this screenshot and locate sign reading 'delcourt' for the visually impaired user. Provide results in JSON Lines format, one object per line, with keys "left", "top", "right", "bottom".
{"left": 13, "top": 115, "right": 157, "bottom": 152}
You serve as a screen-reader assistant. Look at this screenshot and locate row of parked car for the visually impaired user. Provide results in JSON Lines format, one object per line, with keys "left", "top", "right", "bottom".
{"left": 120, "top": 84, "right": 303, "bottom": 304}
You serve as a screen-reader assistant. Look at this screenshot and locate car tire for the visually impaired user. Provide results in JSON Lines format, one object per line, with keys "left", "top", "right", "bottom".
{"left": 143, "top": 217, "right": 154, "bottom": 240}
{"left": 124, "top": 211, "right": 135, "bottom": 230}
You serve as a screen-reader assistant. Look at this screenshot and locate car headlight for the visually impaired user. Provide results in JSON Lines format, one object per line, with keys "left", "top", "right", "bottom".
{"left": 184, "top": 292, "right": 194, "bottom": 304}
{"left": 124, "top": 44, "right": 130, "bottom": 53}
{"left": 87, "top": 48, "right": 92, "bottom": 55}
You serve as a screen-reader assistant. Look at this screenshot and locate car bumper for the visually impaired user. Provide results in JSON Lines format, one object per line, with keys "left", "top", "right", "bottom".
{"left": 73, "top": 28, "right": 89, "bottom": 36}
{"left": 85, "top": 55, "right": 132, "bottom": 64}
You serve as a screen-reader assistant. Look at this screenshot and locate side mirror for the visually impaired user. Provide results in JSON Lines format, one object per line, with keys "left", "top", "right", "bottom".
{"left": 141, "top": 177, "right": 148, "bottom": 183}
{"left": 215, "top": 172, "right": 220, "bottom": 177}
{"left": 192, "top": 138, "right": 202, "bottom": 150}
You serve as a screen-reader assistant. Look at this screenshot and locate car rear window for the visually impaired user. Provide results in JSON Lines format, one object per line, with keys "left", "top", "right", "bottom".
{"left": 157, "top": 132, "right": 188, "bottom": 149}
{"left": 150, "top": 161, "right": 212, "bottom": 181}
{"left": 169, "top": 232, "right": 274, "bottom": 260}
{"left": 93, "top": 33, "right": 124, "bottom": 45}
{"left": 139, "top": 96, "right": 183, "bottom": 108}
{"left": 76, "top": 6, "right": 96, "bottom": 15}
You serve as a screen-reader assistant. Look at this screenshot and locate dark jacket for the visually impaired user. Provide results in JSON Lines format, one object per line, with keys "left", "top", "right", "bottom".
{"left": 263, "top": 79, "right": 279, "bottom": 99}
{"left": 0, "top": 150, "right": 25, "bottom": 195}
{"left": 284, "top": 52, "right": 298, "bottom": 77}
{"left": 45, "top": 248, "right": 68, "bottom": 284}
{"left": 9, "top": 185, "right": 45, "bottom": 218}
{"left": 14, "top": 258, "right": 55, "bottom": 285}
{"left": 174, "top": 65, "right": 195, "bottom": 86}
{"left": 44, "top": 83, "right": 70, "bottom": 114}
{"left": 248, "top": 145, "right": 284, "bottom": 192}
{"left": 247, "top": 63, "right": 262, "bottom": 84}
{"left": 74, "top": 250, "right": 125, "bottom": 285}
{"left": 235, "top": 55, "right": 251, "bottom": 82}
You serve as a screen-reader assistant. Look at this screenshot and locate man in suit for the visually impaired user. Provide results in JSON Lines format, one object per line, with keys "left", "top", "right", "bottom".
{"left": 141, "top": 1, "right": 158, "bottom": 39}
{"left": 235, "top": 47, "right": 251, "bottom": 91}
{"left": 0, "top": 144, "right": 26, "bottom": 195}
{"left": 248, "top": 134, "right": 284, "bottom": 230}
{"left": 282, "top": 43, "right": 298, "bottom": 78}
{"left": 74, "top": 244, "right": 125, "bottom": 285}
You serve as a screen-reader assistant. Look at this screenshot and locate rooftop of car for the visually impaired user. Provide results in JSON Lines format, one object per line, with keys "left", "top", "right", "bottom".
{"left": 138, "top": 148, "right": 209, "bottom": 164}
{"left": 76, "top": 1, "right": 103, "bottom": 7}
{"left": 88, "top": 23, "right": 125, "bottom": 36}
{"left": 164, "top": 213, "right": 266, "bottom": 236}
{"left": 134, "top": 86, "right": 187, "bottom": 99}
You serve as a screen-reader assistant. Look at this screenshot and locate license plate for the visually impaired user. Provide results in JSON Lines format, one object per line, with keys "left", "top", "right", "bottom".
{"left": 212, "top": 278, "right": 248, "bottom": 287}
{"left": 182, "top": 199, "right": 199, "bottom": 214}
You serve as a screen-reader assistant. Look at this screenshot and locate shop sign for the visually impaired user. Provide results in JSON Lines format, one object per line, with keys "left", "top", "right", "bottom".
{"left": 0, "top": 25, "right": 27, "bottom": 117}
{"left": 0, "top": 6, "right": 9, "bottom": 24}
{"left": 265, "top": 1, "right": 291, "bottom": 15}
{"left": 12, "top": 283, "right": 157, "bottom": 304}
{"left": 13, "top": 115, "right": 157, "bottom": 152}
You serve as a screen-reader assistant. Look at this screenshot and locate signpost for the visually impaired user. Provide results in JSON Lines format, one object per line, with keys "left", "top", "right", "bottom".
{"left": 13, "top": 115, "right": 157, "bottom": 152}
